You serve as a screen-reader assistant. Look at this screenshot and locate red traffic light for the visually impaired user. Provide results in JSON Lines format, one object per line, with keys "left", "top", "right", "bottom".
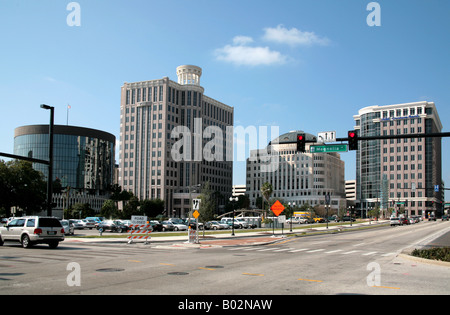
{"left": 348, "top": 131, "right": 356, "bottom": 138}
{"left": 297, "top": 135, "right": 304, "bottom": 141}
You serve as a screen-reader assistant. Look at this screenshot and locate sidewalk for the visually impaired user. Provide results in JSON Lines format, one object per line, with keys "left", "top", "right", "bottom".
{"left": 65, "top": 220, "right": 389, "bottom": 247}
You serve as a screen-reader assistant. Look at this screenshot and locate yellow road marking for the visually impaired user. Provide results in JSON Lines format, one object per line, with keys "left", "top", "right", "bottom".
{"left": 371, "top": 285, "right": 400, "bottom": 290}
{"left": 297, "top": 278, "right": 323, "bottom": 283}
{"left": 128, "top": 260, "right": 142, "bottom": 263}
{"left": 242, "top": 273, "right": 264, "bottom": 276}
{"left": 159, "top": 263, "right": 175, "bottom": 266}
{"left": 198, "top": 267, "right": 216, "bottom": 271}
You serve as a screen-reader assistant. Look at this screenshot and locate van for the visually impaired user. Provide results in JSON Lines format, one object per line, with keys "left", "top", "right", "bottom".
{"left": 0, "top": 216, "right": 64, "bottom": 248}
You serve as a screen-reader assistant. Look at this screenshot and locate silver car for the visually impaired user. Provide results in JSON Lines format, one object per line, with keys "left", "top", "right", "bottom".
{"left": 0, "top": 216, "right": 64, "bottom": 248}
{"left": 390, "top": 217, "right": 402, "bottom": 226}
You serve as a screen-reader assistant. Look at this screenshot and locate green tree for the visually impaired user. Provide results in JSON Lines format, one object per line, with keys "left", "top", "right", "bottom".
{"left": 140, "top": 198, "right": 165, "bottom": 218}
{"left": 260, "top": 182, "right": 273, "bottom": 214}
{"left": 199, "top": 182, "right": 215, "bottom": 222}
{"left": 0, "top": 160, "right": 46, "bottom": 216}
{"left": 101, "top": 199, "right": 118, "bottom": 219}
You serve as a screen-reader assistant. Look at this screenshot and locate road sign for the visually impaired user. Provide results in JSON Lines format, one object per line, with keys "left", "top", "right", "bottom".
{"left": 193, "top": 210, "right": 200, "bottom": 219}
{"left": 434, "top": 185, "right": 439, "bottom": 192}
{"left": 270, "top": 200, "right": 285, "bottom": 217}
{"left": 318, "top": 131, "right": 336, "bottom": 143}
{"left": 278, "top": 215, "right": 286, "bottom": 223}
{"left": 131, "top": 215, "right": 148, "bottom": 225}
{"left": 310, "top": 144, "right": 348, "bottom": 153}
{"left": 192, "top": 198, "right": 201, "bottom": 210}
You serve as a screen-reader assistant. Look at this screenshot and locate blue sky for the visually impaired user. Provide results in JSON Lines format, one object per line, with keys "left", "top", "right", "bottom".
{"left": 0, "top": 0, "right": 449, "bottom": 199}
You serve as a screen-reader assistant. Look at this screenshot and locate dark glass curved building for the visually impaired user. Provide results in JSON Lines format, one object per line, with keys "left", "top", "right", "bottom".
{"left": 14, "top": 125, "right": 115, "bottom": 194}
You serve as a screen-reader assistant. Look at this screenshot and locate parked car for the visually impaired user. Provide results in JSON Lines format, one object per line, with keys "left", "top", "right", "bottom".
{"left": 235, "top": 218, "right": 249, "bottom": 228}
{"left": 390, "top": 217, "right": 402, "bottom": 226}
{"left": 97, "top": 220, "right": 129, "bottom": 233}
{"left": 149, "top": 220, "right": 163, "bottom": 232}
{"left": 207, "top": 221, "right": 229, "bottom": 230}
{"left": 161, "top": 221, "right": 175, "bottom": 231}
{"left": 340, "top": 216, "right": 355, "bottom": 222}
{"left": 60, "top": 220, "right": 75, "bottom": 235}
{"left": 313, "top": 217, "right": 325, "bottom": 223}
{"left": 428, "top": 215, "right": 436, "bottom": 221}
{"left": 69, "top": 219, "right": 84, "bottom": 230}
{"left": 222, "top": 219, "right": 240, "bottom": 229}
{"left": 400, "top": 217, "right": 409, "bottom": 225}
{"left": 442, "top": 215, "right": 449, "bottom": 221}
{"left": 173, "top": 223, "right": 188, "bottom": 231}
{"left": 82, "top": 219, "right": 96, "bottom": 229}
{"left": 0, "top": 216, "right": 64, "bottom": 248}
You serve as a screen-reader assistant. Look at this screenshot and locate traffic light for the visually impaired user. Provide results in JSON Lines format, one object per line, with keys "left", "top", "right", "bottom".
{"left": 348, "top": 130, "right": 358, "bottom": 151}
{"left": 296, "top": 133, "right": 306, "bottom": 152}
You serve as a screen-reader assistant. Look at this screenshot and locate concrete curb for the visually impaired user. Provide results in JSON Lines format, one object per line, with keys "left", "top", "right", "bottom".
{"left": 399, "top": 248, "right": 450, "bottom": 268}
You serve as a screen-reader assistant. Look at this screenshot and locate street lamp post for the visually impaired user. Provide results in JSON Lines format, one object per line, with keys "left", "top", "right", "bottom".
{"left": 40, "top": 104, "right": 54, "bottom": 217}
{"left": 288, "top": 202, "right": 295, "bottom": 232}
{"left": 229, "top": 197, "right": 238, "bottom": 236}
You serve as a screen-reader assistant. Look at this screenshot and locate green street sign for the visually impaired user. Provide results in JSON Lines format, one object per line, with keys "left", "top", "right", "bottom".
{"left": 310, "top": 144, "right": 348, "bottom": 153}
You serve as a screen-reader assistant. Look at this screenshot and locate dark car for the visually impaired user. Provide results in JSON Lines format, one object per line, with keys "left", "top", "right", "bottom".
{"left": 149, "top": 220, "right": 163, "bottom": 232}
{"left": 442, "top": 215, "right": 449, "bottom": 221}
{"left": 97, "top": 220, "right": 129, "bottom": 233}
{"left": 400, "top": 217, "right": 409, "bottom": 225}
{"left": 340, "top": 216, "right": 355, "bottom": 222}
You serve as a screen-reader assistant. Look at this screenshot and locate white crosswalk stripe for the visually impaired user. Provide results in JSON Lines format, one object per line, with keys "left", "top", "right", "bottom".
{"left": 227, "top": 246, "right": 396, "bottom": 258}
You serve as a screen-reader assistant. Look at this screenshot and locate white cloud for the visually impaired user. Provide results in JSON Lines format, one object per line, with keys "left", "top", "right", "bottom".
{"left": 263, "top": 25, "right": 330, "bottom": 46}
{"left": 215, "top": 44, "right": 288, "bottom": 66}
{"left": 232, "top": 36, "right": 254, "bottom": 46}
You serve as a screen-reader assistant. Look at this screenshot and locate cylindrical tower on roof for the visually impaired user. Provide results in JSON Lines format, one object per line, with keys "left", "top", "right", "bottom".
{"left": 176, "top": 65, "right": 202, "bottom": 86}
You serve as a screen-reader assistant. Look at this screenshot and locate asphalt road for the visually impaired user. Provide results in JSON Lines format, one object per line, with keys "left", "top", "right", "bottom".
{"left": 0, "top": 220, "right": 449, "bottom": 298}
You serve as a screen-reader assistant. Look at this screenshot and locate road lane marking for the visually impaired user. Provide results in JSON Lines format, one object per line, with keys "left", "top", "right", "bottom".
{"left": 324, "top": 249, "right": 342, "bottom": 254}
{"left": 363, "top": 252, "right": 378, "bottom": 256}
{"left": 257, "top": 247, "right": 281, "bottom": 251}
{"left": 289, "top": 248, "right": 310, "bottom": 252}
{"left": 159, "top": 263, "right": 175, "bottom": 266}
{"left": 307, "top": 249, "right": 325, "bottom": 253}
{"left": 297, "top": 278, "right": 323, "bottom": 283}
{"left": 273, "top": 248, "right": 294, "bottom": 252}
{"left": 242, "top": 273, "right": 264, "bottom": 277}
{"left": 198, "top": 267, "right": 216, "bottom": 271}
{"left": 342, "top": 250, "right": 360, "bottom": 255}
{"left": 371, "top": 285, "right": 400, "bottom": 290}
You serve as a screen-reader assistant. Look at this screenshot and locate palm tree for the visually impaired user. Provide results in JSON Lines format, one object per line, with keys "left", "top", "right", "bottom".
{"left": 260, "top": 182, "right": 273, "bottom": 217}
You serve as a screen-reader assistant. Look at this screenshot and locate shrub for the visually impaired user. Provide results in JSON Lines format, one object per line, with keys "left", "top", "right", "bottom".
{"left": 411, "top": 247, "right": 450, "bottom": 262}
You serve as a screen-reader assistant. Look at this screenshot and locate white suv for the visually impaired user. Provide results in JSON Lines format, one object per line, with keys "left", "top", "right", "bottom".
{"left": 0, "top": 216, "right": 65, "bottom": 248}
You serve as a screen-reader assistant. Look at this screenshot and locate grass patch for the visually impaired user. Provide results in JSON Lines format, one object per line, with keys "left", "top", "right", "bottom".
{"left": 411, "top": 247, "right": 450, "bottom": 262}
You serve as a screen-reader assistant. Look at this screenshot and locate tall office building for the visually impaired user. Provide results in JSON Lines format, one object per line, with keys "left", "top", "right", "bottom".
{"left": 353, "top": 101, "right": 443, "bottom": 217}
{"left": 246, "top": 130, "right": 346, "bottom": 211}
{"left": 119, "top": 65, "right": 234, "bottom": 217}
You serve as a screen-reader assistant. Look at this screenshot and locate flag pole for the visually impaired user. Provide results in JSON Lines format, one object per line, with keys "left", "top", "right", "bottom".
{"left": 67, "top": 104, "right": 70, "bottom": 125}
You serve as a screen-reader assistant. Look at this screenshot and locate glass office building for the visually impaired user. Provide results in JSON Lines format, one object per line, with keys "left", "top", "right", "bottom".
{"left": 353, "top": 101, "right": 443, "bottom": 218}
{"left": 14, "top": 125, "right": 115, "bottom": 194}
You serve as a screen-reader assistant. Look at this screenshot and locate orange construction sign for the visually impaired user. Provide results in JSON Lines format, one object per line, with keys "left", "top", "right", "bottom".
{"left": 270, "top": 200, "right": 285, "bottom": 217}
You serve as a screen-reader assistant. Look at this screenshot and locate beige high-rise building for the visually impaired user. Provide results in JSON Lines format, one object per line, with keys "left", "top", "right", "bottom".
{"left": 245, "top": 130, "right": 346, "bottom": 211}
{"left": 119, "top": 65, "right": 234, "bottom": 217}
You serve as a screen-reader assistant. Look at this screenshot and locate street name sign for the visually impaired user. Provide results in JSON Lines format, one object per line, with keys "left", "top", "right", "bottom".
{"left": 310, "top": 144, "right": 348, "bottom": 153}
